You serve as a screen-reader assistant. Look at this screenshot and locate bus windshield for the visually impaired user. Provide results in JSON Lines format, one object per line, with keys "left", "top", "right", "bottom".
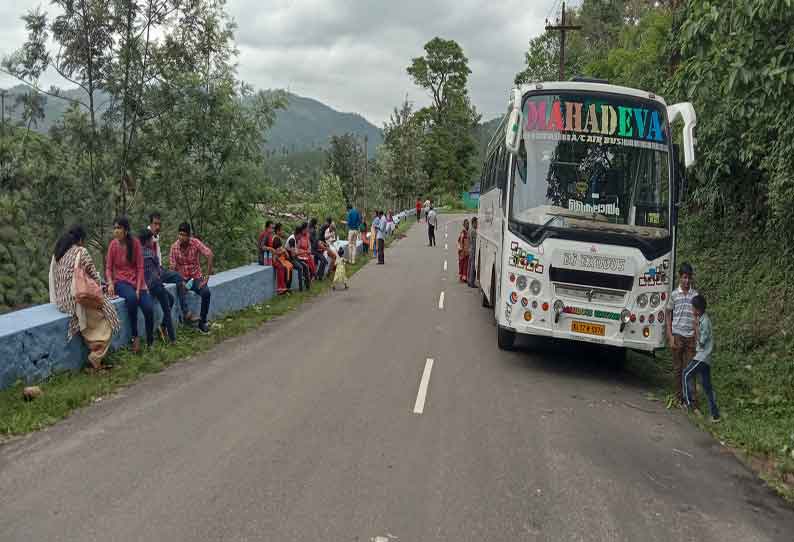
{"left": 511, "top": 93, "right": 671, "bottom": 240}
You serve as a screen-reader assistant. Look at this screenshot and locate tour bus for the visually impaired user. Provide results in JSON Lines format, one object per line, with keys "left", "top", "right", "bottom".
{"left": 476, "top": 79, "right": 697, "bottom": 353}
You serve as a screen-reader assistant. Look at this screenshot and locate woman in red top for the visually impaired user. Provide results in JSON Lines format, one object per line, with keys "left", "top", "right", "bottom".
{"left": 106, "top": 216, "right": 154, "bottom": 353}
{"left": 297, "top": 222, "right": 317, "bottom": 278}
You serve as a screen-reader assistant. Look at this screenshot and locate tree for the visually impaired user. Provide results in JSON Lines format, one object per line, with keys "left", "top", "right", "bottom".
{"left": 407, "top": 37, "right": 471, "bottom": 122}
{"left": 326, "top": 133, "right": 366, "bottom": 207}
{"left": 407, "top": 38, "right": 480, "bottom": 195}
{"left": 382, "top": 98, "right": 428, "bottom": 205}
{"left": 669, "top": 0, "right": 794, "bottom": 244}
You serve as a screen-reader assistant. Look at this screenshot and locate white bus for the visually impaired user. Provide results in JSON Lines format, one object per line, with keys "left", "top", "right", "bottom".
{"left": 477, "top": 79, "right": 696, "bottom": 353}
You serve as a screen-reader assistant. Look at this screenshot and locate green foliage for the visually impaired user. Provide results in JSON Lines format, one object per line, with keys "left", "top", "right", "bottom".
{"left": 326, "top": 133, "right": 367, "bottom": 207}
{"left": 0, "top": 0, "right": 287, "bottom": 292}
{"left": 407, "top": 37, "right": 480, "bottom": 195}
{"left": 303, "top": 173, "right": 347, "bottom": 224}
{"left": 585, "top": 10, "right": 673, "bottom": 92}
{"left": 0, "top": 191, "right": 50, "bottom": 313}
{"left": 380, "top": 99, "right": 429, "bottom": 203}
{"left": 669, "top": 0, "right": 794, "bottom": 247}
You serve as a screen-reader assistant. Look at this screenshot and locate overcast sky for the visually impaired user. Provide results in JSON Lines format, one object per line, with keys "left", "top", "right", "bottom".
{"left": 0, "top": 0, "right": 565, "bottom": 125}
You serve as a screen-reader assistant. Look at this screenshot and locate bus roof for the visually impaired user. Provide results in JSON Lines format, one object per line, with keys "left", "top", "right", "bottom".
{"left": 513, "top": 81, "right": 668, "bottom": 108}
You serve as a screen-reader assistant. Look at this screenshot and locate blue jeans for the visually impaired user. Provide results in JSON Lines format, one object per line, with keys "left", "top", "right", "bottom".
{"left": 115, "top": 281, "right": 154, "bottom": 346}
{"left": 149, "top": 282, "right": 176, "bottom": 342}
{"left": 683, "top": 359, "right": 720, "bottom": 418}
{"left": 187, "top": 279, "right": 211, "bottom": 324}
{"left": 160, "top": 269, "right": 187, "bottom": 315}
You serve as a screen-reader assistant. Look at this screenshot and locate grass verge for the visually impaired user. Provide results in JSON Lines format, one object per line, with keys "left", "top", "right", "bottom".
{"left": 0, "top": 217, "right": 415, "bottom": 439}
{"left": 625, "top": 214, "right": 794, "bottom": 502}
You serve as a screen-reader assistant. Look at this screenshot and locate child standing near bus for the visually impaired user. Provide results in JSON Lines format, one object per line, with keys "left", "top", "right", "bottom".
{"left": 666, "top": 262, "right": 699, "bottom": 406}
{"left": 683, "top": 294, "right": 720, "bottom": 422}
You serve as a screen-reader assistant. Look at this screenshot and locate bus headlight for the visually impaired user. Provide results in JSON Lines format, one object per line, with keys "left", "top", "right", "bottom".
{"left": 516, "top": 275, "right": 528, "bottom": 291}
{"left": 650, "top": 292, "right": 661, "bottom": 308}
{"left": 637, "top": 293, "right": 648, "bottom": 308}
{"left": 530, "top": 279, "right": 542, "bottom": 296}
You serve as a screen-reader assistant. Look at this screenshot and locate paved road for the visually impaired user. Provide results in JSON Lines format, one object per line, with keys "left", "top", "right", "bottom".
{"left": 2, "top": 215, "right": 793, "bottom": 542}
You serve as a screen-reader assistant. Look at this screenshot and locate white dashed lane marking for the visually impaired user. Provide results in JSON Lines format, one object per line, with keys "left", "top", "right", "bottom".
{"left": 413, "top": 358, "right": 434, "bottom": 414}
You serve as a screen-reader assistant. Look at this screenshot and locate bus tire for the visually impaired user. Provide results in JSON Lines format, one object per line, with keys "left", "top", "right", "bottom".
{"left": 497, "top": 326, "right": 516, "bottom": 350}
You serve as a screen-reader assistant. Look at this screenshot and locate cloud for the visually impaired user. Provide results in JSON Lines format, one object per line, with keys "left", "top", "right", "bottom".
{"left": 1, "top": 0, "right": 558, "bottom": 124}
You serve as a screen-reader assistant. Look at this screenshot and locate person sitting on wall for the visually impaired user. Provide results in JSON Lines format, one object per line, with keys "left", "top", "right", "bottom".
{"left": 107, "top": 216, "right": 155, "bottom": 352}
{"left": 139, "top": 229, "right": 176, "bottom": 343}
{"left": 49, "top": 224, "right": 120, "bottom": 370}
{"left": 169, "top": 222, "right": 213, "bottom": 334}
{"left": 148, "top": 212, "right": 188, "bottom": 322}
{"left": 308, "top": 218, "right": 328, "bottom": 279}
{"left": 258, "top": 220, "right": 274, "bottom": 265}
{"left": 286, "top": 225, "right": 310, "bottom": 291}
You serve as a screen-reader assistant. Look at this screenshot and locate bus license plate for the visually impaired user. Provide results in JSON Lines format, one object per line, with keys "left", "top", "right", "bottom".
{"left": 571, "top": 321, "right": 605, "bottom": 336}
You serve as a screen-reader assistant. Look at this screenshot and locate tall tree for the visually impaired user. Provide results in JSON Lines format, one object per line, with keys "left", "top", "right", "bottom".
{"left": 382, "top": 98, "right": 427, "bottom": 204}
{"left": 326, "top": 133, "right": 366, "bottom": 207}
{"left": 407, "top": 37, "right": 480, "bottom": 195}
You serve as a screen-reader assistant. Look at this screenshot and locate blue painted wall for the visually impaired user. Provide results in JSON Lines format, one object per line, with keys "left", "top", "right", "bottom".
{"left": 0, "top": 236, "right": 375, "bottom": 391}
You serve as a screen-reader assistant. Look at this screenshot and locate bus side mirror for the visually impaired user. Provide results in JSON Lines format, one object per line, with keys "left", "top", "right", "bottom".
{"left": 667, "top": 102, "right": 697, "bottom": 168}
{"left": 672, "top": 144, "right": 687, "bottom": 206}
{"left": 505, "top": 88, "right": 522, "bottom": 155}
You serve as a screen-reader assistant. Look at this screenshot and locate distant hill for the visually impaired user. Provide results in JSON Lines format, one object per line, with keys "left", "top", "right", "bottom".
{"left": 266, "top": 93, "right": 382, "bottom": 157}
{"left": 0, "top": 85, "right": 382, "bottom": 157}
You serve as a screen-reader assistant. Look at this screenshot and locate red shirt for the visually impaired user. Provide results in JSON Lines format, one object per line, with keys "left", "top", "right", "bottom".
{"left": 169, "top": 237, "right": 213, "bottom": 280}
{"left": 106, "top": 238, "right": 145, "bottom": 290}
{"left": 416, "top": 201, "right": 422, "bottom": 212}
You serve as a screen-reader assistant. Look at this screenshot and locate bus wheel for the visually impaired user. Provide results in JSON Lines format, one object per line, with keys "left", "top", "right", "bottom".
{"left": 497, "top": 326, "right": 516, "bottom": 350}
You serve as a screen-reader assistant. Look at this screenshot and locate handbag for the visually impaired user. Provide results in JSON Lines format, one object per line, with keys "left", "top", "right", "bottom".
{"left": 73, "top": 249, "right": 104, "bottom": 310}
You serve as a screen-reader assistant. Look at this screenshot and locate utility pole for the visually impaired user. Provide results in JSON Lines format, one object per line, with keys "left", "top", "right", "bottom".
{"left": 545, "top": 2, "right": 582, "bottom": 80}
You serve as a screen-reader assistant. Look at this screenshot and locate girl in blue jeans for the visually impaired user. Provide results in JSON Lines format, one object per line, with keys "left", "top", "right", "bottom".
{"left": 106, "top": 217, "right": 154, "bottom": 352}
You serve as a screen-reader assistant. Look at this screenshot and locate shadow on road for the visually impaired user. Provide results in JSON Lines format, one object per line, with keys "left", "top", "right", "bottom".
{"left": 502, "top": 334, "right": 668, "bottom": 392}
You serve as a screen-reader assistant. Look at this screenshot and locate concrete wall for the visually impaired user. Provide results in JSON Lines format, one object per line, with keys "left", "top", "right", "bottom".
{"left": 0, "top": 264, "right": 275, "bottom": 390}
{"left": 0, "top": 213, "right": 412, "bottom": 391}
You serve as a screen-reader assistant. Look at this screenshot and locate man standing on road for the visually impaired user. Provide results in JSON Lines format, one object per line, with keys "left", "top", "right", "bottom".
{"left": 427, "top": 205, "right": 437, "bottom": 246}
{"left": 374, "top": 210, "right": 386, "bottom": 264}
{"left": 416, "top": 198, "right": 422, "bottom": 223}
{"left": 344, "top": 204, "right": 361, "bottom": 265}
{"left": 666, "top": 262, "right": 699, "bottom": 407}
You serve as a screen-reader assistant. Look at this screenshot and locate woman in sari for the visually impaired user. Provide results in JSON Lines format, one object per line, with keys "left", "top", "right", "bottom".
{"left": 467, "top": 217, "right": 478, "bottom": 288}
{"left": 457, "top": 219, "right": 470, "bottom": 283}
{"left": 269, "top": 223, "right": 291, "bottom": 294}
{"left": 49, "top": 225, "right": 121, "bottom": 370}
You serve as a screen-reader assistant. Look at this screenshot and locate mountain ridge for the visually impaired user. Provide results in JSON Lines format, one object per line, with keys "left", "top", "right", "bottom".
{"left": 0, "top": 85, "right": 383, "bottom": 157}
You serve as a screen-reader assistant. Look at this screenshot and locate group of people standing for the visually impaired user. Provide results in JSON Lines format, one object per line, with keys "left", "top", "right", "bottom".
{"left": 49, "top": 213, "right": 215, "bottom": 370}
